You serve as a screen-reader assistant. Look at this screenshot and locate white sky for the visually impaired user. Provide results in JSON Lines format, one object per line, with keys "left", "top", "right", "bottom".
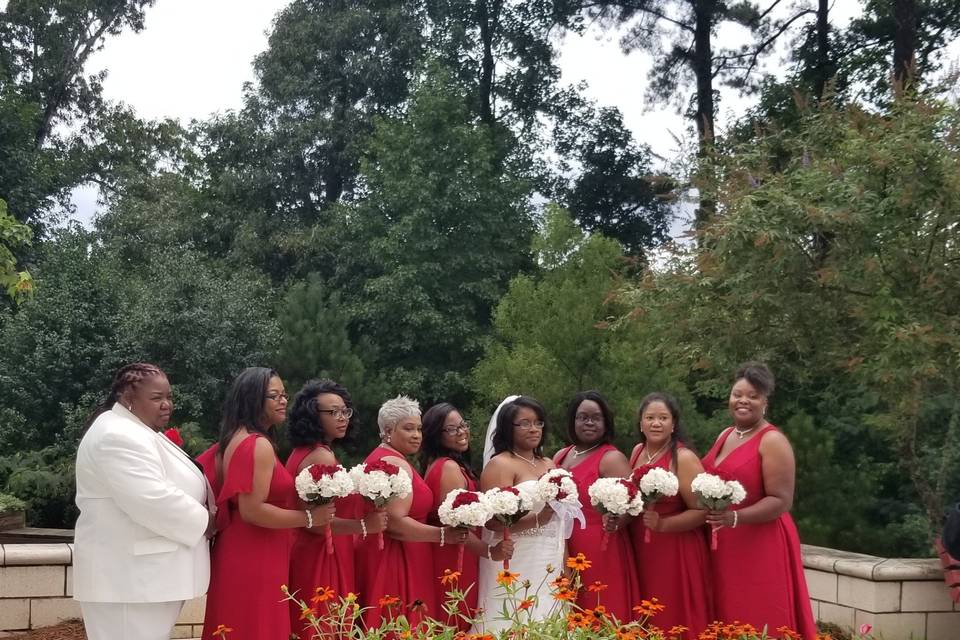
{"left": 63, "top": 0, "right": 938, "bottom": 222}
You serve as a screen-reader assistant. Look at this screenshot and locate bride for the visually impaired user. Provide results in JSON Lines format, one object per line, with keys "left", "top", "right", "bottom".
{"left": 473, "top": 396, "right": 569, "bottom": 634}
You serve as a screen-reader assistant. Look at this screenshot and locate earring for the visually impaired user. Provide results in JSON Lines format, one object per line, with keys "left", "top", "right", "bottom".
{"left": 385, "top": 434, "right": 391, "bottom": 443}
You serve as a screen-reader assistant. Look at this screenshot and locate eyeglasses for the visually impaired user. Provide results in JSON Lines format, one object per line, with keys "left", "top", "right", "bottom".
{"left": 441, "top": 422, "right": 471, "bottom": 435}
{"left": 513, "top": 420, "right": 545, "bottom": 431}
{"left": 318, "top": 407, "right": 354, "bottom": 420}
{"left": 265, "top": 392, "right": 288, "bottom": 402}
{"left": 575, "top": 413, "right": 604, "bottom": 425}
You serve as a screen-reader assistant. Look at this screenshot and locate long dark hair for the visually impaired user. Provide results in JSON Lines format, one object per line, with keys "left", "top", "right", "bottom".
{"left": 288, "top": 379, "right": 354, "bottom": 448}
{"left": 565, "top": 390, "right": 616, "bottom": 446}
{"left": 492, "top": 396, "right": 547, "bottom": 459}
{"left": 83, "top": 362, "right": 164, "bottom": 430}
{"left": 218, "top": 366, "right": 280, "bottom": 451}
{"left": 636, "top": 392, "right": 690, "bottom": 469}
{"left": 420, "top": 402, "right": 477, "bottom": 480}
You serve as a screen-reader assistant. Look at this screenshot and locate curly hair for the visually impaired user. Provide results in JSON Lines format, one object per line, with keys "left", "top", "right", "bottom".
{"left": 419, "top": 402, "right": 477, "bottom": 480}
{"left": 83, "top": 362, "right": 165, "bottom": 430}
{"left": 491, "top": 396, "right": 547, "bottom": 459}
{"left": 288, "top": 379, "right": 354, "bottom": 448}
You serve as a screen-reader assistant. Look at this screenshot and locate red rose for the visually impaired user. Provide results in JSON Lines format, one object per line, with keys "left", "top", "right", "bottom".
{"left": 308, "top": 464, "right": 343, "bottom": 481}
{"left": 163, "top": 428, "right": 183, "bottom": 447}
{"left": 501, "top": 486, "right": 520, "bottom": 495}
{"left": 630, "top": 465, "right": 653, "bottom": 487}
{"left": 619, "top": 479, "right": 639, "bottom": 500}
{"left": 452, "top": 491, "right": 480, "bottom": 508}
{"left": 365, "top": 460, "right": 400, "bottom": 475}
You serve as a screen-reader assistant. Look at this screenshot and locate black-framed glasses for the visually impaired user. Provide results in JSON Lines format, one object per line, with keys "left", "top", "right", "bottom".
{"left": 265, "top": 392, "right": 288, "bottom": 402}
{"left": 513, "top": 420, "right": 545, "bottom": 431}
{"left": 318, "top": 407, "right": 354, "bottom": 420}
{"left": 441, "top": 422, "right": 471, "bottom": 435}
{"left": 575, "top": 413, "right": 604, "bottom": 425}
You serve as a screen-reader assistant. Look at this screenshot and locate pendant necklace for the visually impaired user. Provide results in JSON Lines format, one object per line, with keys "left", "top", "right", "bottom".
{"left": 733, "top": 422, "right": 763, "bottom": 439}
{"left": 643, "top": 442, "right": 669, "bottom": 465}
{"left": 512, "top": 451, "right": 538, "bottom": 468}
{"left": 572, "top": 443, "right": 601, "bottom": 458}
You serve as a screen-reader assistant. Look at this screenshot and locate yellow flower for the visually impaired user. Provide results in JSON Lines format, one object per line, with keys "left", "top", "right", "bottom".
{"left": 496, "top": 569, "right": 519, "bottom": 586}
{"left": 566, "top": 552, "right": 592, "bottom": 571}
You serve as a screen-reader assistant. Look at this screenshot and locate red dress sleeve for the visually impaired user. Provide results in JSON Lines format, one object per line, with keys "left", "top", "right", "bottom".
{"left": 196, "top": 443, "right": 221, "bottom": 493}
{"left": 208, "top": 434, "right": 260, "bottom": 531}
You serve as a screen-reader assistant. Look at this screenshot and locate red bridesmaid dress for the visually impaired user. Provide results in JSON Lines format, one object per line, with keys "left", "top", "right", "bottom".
{"left": 701, "top": 425, "right": 817, "bottom": 639}
{"left": 556, "top": 444, "right": 641, "bottom": 622}
{"left": 285, "top": 445, "right": 360, "bottom": 639}
{"left": 354, "top": 447, "right": 437, "bottom": 631}
{"left": 424, "top": 457, "right": 479, "bottom": 630}
{"left": 198, "top": 434, "right": 295, "bottom": 640}
{"left": 629, "top": 445, "right": 713, "bottom": 639}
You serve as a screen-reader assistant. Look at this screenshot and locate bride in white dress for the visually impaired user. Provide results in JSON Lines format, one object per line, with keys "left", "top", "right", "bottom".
{"left": 473, "top": 396, "right": 575, "bottom": 634}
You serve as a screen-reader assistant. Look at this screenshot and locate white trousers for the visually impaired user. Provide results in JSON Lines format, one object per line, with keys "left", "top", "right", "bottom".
{"left": 80, "top": 600, "right": 184, "bottom": 640}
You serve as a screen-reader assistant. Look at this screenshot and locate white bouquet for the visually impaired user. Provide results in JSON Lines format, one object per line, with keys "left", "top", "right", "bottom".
{"left": 484, "top": 485, "right": 535, "bottom": 569}
{"left": 349, "top": 459, "right": 413, "bottom": 549}
{"left": 633, "top": 466, "right": 680, "bottom": 543}
{"left": 438, "top": 489, "right": 493, "bottom": 572}
{"left": 588, "top": 477, "right": 644, "bottom": 551}
{"left": 535, "top": 468, "right": 580, "bottom": 507}
{"left": 690, "top": 472, "right": 747, "bottom": 549}
{"left": 295, "top": 463, "right": 355, "bottom": 554}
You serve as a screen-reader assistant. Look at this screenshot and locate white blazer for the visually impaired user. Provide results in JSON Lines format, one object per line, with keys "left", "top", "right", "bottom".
{"left": 73, "top": 404, "right": 211, "bottom": 603}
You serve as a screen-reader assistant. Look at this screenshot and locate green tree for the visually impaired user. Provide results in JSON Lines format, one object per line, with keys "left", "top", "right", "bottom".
{"left": 330, "top": 65, "right": 534, "bottom": 405}
{"left": 0, "top": 198, "right": 32, "bottom": 301}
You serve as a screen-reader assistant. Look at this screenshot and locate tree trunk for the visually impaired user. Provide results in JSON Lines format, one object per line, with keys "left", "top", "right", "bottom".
{"left": 812, "top": 0, "right": 832, "bottom": 100}
{"left": 693, "top": 0, "right": 716, "bottom": 229}
{"left": 477, "top": 0, "right": 500, "bottom": 125}
{"left": 893, "top": 0, "right": 917, "bottom": 93}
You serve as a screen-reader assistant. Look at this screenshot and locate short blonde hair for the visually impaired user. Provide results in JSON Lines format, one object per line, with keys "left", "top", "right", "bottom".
{"left": 377, "top": 395, "right": 420, "bottom": 435}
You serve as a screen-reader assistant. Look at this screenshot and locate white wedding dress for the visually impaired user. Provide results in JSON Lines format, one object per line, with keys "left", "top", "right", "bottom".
{"left": 472, "top": 480, "right": 566, "bottom": 635}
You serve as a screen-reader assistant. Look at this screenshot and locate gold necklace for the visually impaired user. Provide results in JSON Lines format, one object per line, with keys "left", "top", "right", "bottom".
{"left": 643, "top": 442, "right": 669, "bottom": 465}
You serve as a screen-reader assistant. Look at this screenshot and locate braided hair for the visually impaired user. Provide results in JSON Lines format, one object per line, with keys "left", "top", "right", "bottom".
{"left": 83, "top": 363, "right": 165, "bottom": 430}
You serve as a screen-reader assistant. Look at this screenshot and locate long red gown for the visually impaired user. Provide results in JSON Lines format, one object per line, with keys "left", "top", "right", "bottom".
{"left": 354, "top": 446, "right": 437, "bottom": 631}
{"left": 424, "top": 457, "right": 479, "bottom": 630}
{"left": 628, "top": 444, "right": 714, "bottom": 639}
{"left": 198, "top": 434, "right": 295, "bottom": 640}
{"left": 555, "top": 444, "right": 641, "bottom": 622}
{"left": 701, "top": 425, "right": 817, "bottom": 639}
{"left": 285, "top": 445, "right": 360, "bottom": 639}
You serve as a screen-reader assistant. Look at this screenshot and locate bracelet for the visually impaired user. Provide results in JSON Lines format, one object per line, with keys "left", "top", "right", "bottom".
{"left": 732, "top": 511, "right": 738, "bottom": 528}
{"left": 305, "top": 509, "right": 313, "bottom": 529}
{"left": 360, "top": 518, "right": 368, "bottom": 539}
{"left": 439, "top": 526, "right": 446, "bottom": 547}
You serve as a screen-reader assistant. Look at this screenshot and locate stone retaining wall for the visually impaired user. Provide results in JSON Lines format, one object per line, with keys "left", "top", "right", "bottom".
{"left": 1, "top": 542, "right": 957, "bottom": 638}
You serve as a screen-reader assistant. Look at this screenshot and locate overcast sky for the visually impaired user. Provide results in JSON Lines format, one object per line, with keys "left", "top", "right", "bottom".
{"left": 61, "top": 0, "right": 931, "bottom": 222}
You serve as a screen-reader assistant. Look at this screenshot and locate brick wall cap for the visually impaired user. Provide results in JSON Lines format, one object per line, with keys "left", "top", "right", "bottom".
{"left": 1, "top": 543, "right": 72, "bottom": 566}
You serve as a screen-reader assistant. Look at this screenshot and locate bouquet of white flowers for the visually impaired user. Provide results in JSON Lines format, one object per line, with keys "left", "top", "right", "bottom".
{"left": 484, "top": 485, "right": 535, "bottom": 569}
{"left": 295, "top": 464, "right": 355, "bottom": 554}
{"left": 632, "top": 466, "right": 680, "bottom": 543}
{"left": 690, "top": 472, "right": 747, "bottom": 549}
{"left": 588, "top": 477, "right": 644, "bottom": 550}
{"left": 349, "top": 460, "right": 413, "bottom": 549}
{"left": 535, "top": 468, "right": 580, "bottom": 506}
{"left": 437, "top": 489, "right": 493, "bottom": 572}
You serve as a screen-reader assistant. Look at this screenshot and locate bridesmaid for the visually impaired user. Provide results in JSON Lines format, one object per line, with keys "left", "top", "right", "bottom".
{"left": 199, "top": 367, "right": 335, "bottom": 640}
{"left": 628, "top": 392, "right": 713, "bottom": 639}
{"left": 355, "top": 396, "right": 468, "bottom": 631}
{"left": 285, "top": 379, "right": 388, "bottom": 638}
{"left": 553, "top": 391, "right": 640, "bottom": 622}
{"left": 701, "top": 363, "right": 817, "bottom": 639}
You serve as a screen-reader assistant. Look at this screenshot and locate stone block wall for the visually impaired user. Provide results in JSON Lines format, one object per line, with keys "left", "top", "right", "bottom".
{"left": 803, "top": 544, "right": 960, "bottom": 640}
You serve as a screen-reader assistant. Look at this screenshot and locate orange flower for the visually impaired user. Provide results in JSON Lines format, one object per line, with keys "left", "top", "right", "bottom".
{"left": 587, "top": 581, "right": 608, "bottom": 592}
{"left": 517, "top": 597, "right": 535, "bottom": 610}
{"left": 299, "top": 605, "right": 318, "bottom": 621}
{"left": 616, "top": 627, "right": 638, "bottom": 640}
{"left": 212, "top": 625, "right": 233, "bottom": 638}
{"left": 550, "top": 576, "right": 571, "bottom": 590}
{"left": 566, "top": 552, "right": 592, "bottom": 571}
{"left": 668, "top": 625, "right": 689, "bottom": 639}
{"left": 440, "top": 569, "right": 462, "bottom": 586}
{"left": 591, "top": 604, "right": 608, "bottom": 618}
{"left": 777, "top": 627, "right": 802, "bottom": 640}
{"left": 566, "top": 611, "right": 590, "bottom": 629}
{"left": 378, "top": 595, "right": 400, "bottom": 609}
{"left": 632, "top": 597, "right": 666, "bottom": 618}
{"left": 311, "top": 585, "right": 336, "bottom": 604}
{"left": 815, "top": 635, "right": 834, "bottom": 640}
{"left": 497, "top": 569, "right": 519, "bottom": 586}
{"left": 553, "top": 587, "right": 577, "bottom": 601}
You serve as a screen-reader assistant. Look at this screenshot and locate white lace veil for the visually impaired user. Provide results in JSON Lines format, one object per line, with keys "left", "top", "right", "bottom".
{"left": 482, "top": 395, "right": 520, "bottom": 467}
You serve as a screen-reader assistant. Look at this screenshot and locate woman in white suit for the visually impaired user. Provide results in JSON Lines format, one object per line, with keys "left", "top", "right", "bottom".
{"left": 74, "top": 363, "right": 213, "bottom": 640}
